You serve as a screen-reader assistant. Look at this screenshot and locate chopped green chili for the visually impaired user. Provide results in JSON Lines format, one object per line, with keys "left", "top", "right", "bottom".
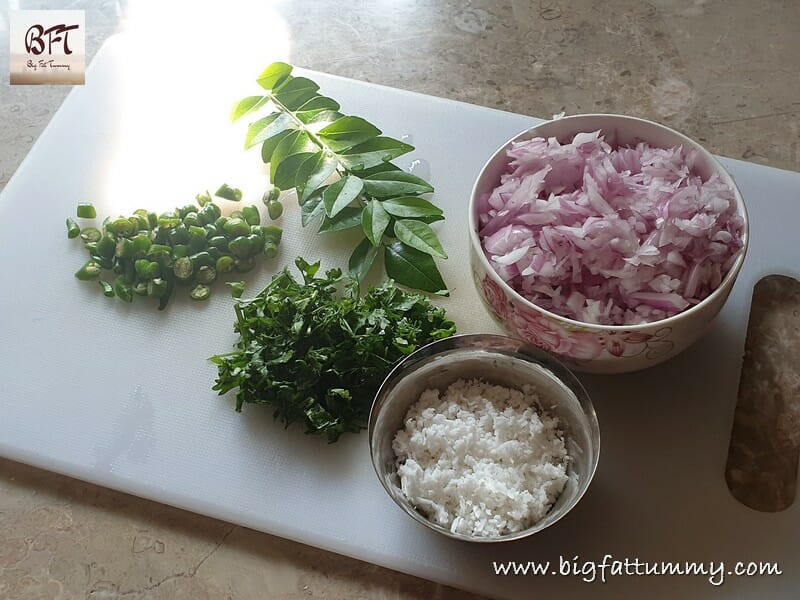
{"left": 196, "top": 265, "right": 216, "bottom": 284}
{"left": 66, "top": 218, "right": 80, "bottom": 239}
{"left": 68, "top": 188, "right": 281, "bottom": 308}
{"left": 216, "top": 255, "right": 235, "bottom": 273}
{"left": 242, "top": 205, "right": 261, "bottom": 226}
{"left": 147, "top": 277, "right": 168, "bottom": 298}
{"left": 262, "top": 188, "right": 280, "bottom": 205}
{"left": 267, "top": 200, "right": 283, "bottom": 220}
{"left": 98, "top": 280, "right": 115, "bottom": 297}
{"left": 75, "top": 260, "right": 102, "bottom": 280}
{"left": 174, "top": 256, "right": 193, "bottom": 280}
{"left": 77, "top": 203, "right": 97, "bottom": 218}
{"left": 215, "top": 183, "right": 242, "bottom": 202}
{"left": 80, "top": 227, "right": 102, "bottom": 243}
{"left": 226, "top": 281, "right": 246, "bottom": 298}
{"left": 113, "top": 277, "right": 133, "bottom": 302}
{"left": 223, "top": 218, "right": 250, "bottom": 238}
{"left": 190, "top": 284, "right": 211, "bottom": 301}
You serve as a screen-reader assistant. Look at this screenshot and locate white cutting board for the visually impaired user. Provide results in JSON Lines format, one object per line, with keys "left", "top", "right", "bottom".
{"left": 1, "top": 34, "right": 799, "bottom": 599}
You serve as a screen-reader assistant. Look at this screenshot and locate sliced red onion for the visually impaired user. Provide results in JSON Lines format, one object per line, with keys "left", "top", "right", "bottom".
{"left": 478, "top": 131, "right": 744, "bottom": 325}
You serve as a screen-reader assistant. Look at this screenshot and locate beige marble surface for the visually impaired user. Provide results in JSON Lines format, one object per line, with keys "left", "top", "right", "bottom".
{"left": 1, "top": 1, "right": 799, "bottom": 598}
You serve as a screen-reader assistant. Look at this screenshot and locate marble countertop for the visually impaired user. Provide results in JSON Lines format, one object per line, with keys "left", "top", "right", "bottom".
{"left": 1, "top": 1, "right": 798, "bottom": 598}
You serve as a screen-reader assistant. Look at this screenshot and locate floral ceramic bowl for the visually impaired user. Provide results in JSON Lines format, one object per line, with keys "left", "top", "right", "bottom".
{"left": 468, "top": 114, "right": 749, "bottom": 374}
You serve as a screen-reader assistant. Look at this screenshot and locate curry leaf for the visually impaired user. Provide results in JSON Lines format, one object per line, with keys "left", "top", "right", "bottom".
{"left": 301, "top": 190, "right": 326, "bottom": 227}
{"left": 318, "top": 116, "right": 381, "bottom": 152}
{"left": 261, "top": 129, "right": 294, "bottom": 163}
{"left": 270, "top": 131, "right": 316, "bottom": 180}
{"left": 384, "top": 242, "right": 448, "bottom": 295}
{"left": 296, "top": 95, "right": 340, "bottom": 113}
{"left": 245, "top": 113, "right": 292, "bottom": 149}
{"left": 322, "top": 175, "right": 363, "bottom": 218}
{"left": 318, "top": 206, "right": 362, "bottom": 233}
{"left": 351, "top": 162, "right": 401, "bottom": 178}
{"left": 362, "top": 199, "right": 390, "bottom": 246}
{"left": 296, "top": 152, "right": 337, "bottom": 202}
{"left": 362, "top": 171, "right": 434, "bottom": 198}
{"left": 273, "top": 76, "right": 320, "bottom": 110}
{"left": 274, "top": 151, "right": 317, "bottom": 190}
{"left": 300, "top": 109, "right": 344, "bottom": 126}
{"left": 339, "top": 137, "right": 415, "bottom": 171}
{"left": 299, "top": 153, "right": 338, "bottom": 202}
{"left": 417, "top": 213, "right": 445, "bottom": 224}
{"left": 394, "top": 219, "right": 447, "bottom": 259}
{"left": 231, "top": 95, "right": 267, "bottom": 122}
{"left": 348, "top": 237, "right": 379, "bottom": 283}
{"left": 256, "top": 62, "right": 293, "bottom": 90}
{"left": 382, "top": 196, "right": 443, "bottom": 218}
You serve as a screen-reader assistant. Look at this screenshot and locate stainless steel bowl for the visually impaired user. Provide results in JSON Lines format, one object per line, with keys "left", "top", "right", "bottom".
{"left": 369, "top": 334, "right": 600, "bottom": 543}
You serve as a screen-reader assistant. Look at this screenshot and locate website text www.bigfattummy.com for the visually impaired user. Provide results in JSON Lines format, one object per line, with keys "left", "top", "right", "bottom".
{"left": 492, "top": 555, "right": 782, "bottom": 586}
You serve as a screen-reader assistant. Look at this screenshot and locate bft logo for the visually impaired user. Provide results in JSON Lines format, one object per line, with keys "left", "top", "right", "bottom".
{"left": 10, "top": 10, "right": 85, "bottom": 85}
{"left": 25, "top": 23, "right": 80, "bottom": 56}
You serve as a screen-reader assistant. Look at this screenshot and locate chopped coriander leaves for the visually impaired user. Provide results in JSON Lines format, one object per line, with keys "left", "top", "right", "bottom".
{"left": 210, "top": 257, "right": 456, "bottom": 442}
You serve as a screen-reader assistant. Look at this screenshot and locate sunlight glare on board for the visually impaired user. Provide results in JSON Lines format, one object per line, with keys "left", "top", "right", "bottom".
{"left": 102, "top": 0, "right": 291, "bottom": 214}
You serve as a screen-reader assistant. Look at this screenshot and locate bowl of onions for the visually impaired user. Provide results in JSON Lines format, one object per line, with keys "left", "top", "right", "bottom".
{"left": 468, "top": 114, "right": 749, "bottom": 374}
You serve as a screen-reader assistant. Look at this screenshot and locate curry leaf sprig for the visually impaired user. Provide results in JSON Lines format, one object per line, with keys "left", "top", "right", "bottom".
{"left": 210, "top": 257, "right": 457, "bottom": 442}
{"left": 232, "top": 62, "right": 449, "bottom": 295}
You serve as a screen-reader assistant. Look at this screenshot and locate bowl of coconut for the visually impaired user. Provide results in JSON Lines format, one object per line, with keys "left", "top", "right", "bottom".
{"left": 369, "top": 334, "right": 599, "bottom": 542}
{"left": 469, "top": 114, "right": 749, "bottom": 373}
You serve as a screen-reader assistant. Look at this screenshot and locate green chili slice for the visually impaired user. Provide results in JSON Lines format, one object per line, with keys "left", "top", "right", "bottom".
{"left": 208, "top": 235, "right": 229, "bottom": 250}
{"left": 228, "top": 236, "right": 253, "bottom": 258}
{"left": 267, "top": 200, "right": 283, "bottom": 220}
{"left": 264, "top": 241, "right": 280, "bottom": 258}
{"left": 176, "top": 204, "right": 199, "bottom": 218}
{"left": 190, "top": 284, "right": 211, "bottom": 301}
{"left": 183, "top": 212, "right": 201, "bottom": 227}
{"left": 107, "top": 217, "right": 135, "bottom": 237}
{"left": 80, "top": 227, "right": 102, "bottom": 243}
{"left": 190, "top": 251, "right": 215, "bottom": 268}
{"left": 75, "top": 260, "right": 102, "bottom": 280}
{"left": 215, "top": 183, "right": 242, "bottom": 202}
{"left": 226, "top": 281, "right": 246, "bottom": 298}
{"left": 113, "top": 277, "right": 133, "bottom": 302}
{"left": 196, "top": 265, "right": 217, "bottom": 284}
{"left": 147, "top": 277, "right": 168, "bottom": 299}
{"left": 135, "top": 259, "right": 160, "bottom": 279}
{"left": 216, "top": 255, "right": 235, "bottom": 274}
{"left": 173, "top": 256, "right": 193, "bottom": 280}
{"left": 98, "top": 280, "right": 115, "bottom": 297}
{"left": 262, "top": 187, "right": 280, "bottom": 205}
{"left": 196, "top": 191, "right": 212, "bottom": 207}
{"left": 131, "top": 233, "right": 152, "bottom": 256}
{"left": 66, "top": 218, "right": 80, "bottom": 239}
{"left": 242, "top": 205, "right": 261, "bottom": 226}
{"left": 235, "top": 256, "right": 255, "bottom": 273}
{"left": 69, "top": 190, "right": 282, "bottom": 308}
{"left": 223, "top": 218, "right": 251, "bottom": 238}
{"left": 115, "top": 238, "right": 134, "bottom": 258}
{"left": 77, "top": 203, "right": 97, "bottom": 219}
{"left": 96, "top": 233, "right": 116, "bottom": 259}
